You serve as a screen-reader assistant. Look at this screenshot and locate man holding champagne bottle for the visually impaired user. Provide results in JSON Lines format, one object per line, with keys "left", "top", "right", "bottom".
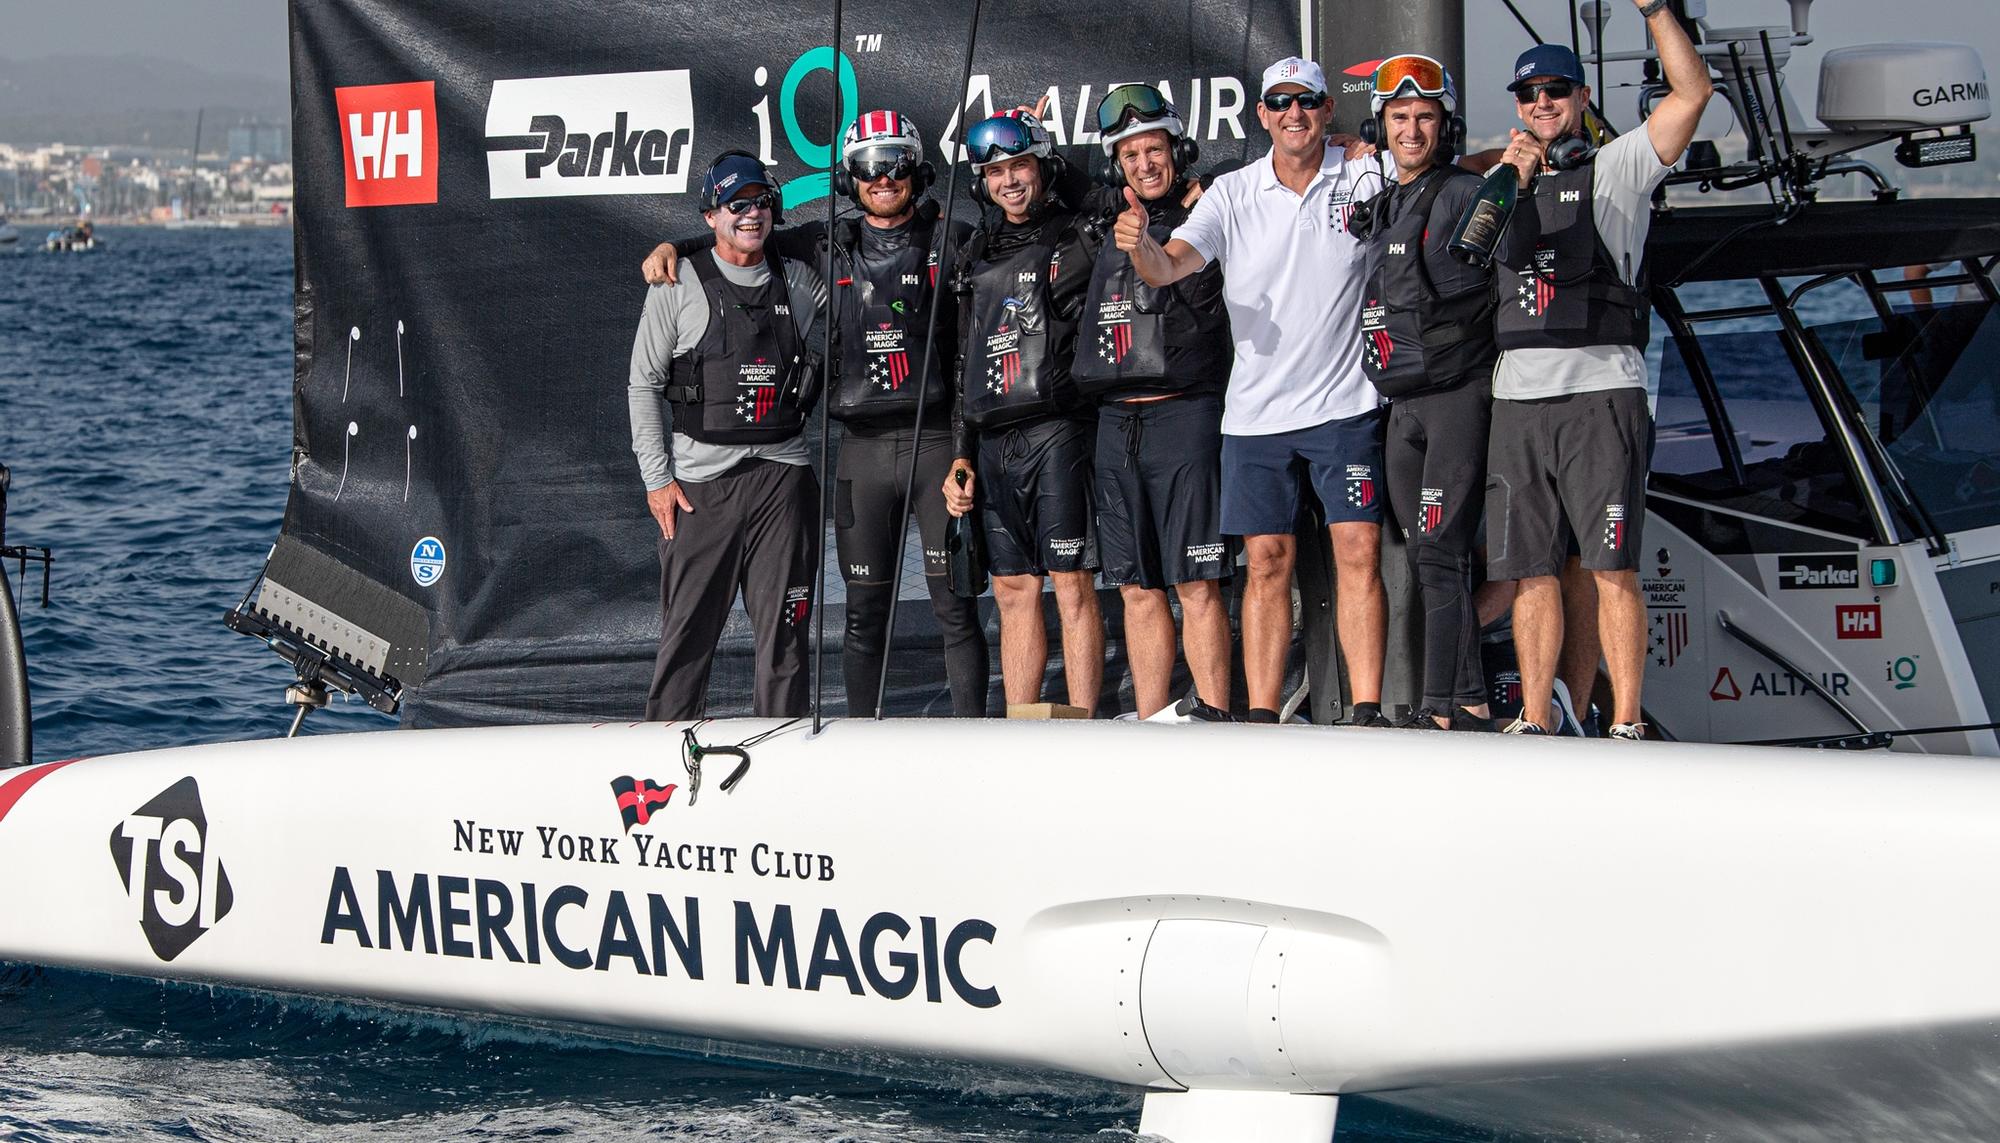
{"left": 1482, "top": 1, "right": 1713, "bottom": 738}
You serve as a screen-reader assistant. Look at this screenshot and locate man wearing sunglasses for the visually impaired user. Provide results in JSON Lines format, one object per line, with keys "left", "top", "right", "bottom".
{"left": 1066, "top": 84, "right": 1233, "bottom": 720}
{"left": 640, "top": 114, "right": 990, "bottom": 719}
{"left": 628, "top": 151, "right": 829, "bottom": 722}
{"left": 941, "top": 110, "right": 1104, "bottom": 717}
{"left": 1355, "top": 56, "right": 1538, "bottom": 732}
{"left": 1484, "top": 3, "right": 1713, "bottom": 740}
{"left": 1117, "top": 57, "right": 1393, "bottom": 727}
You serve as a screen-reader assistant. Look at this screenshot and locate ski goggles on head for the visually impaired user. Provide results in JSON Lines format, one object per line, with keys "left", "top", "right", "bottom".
{"left": 1261, "top": 90, "right": 1328, "bottom": 112}
{"left": 720, "top": 190, "right": 778, "bottom": 216}
{"left": 1515, "top": 80, "right": 1577, "bottom": 104}
{"left": 846, "top": 147, "right": 920, "bottom": 183}
{"left": 1373, "top": 54, "right": 1448, "bottom": 103}
{"left": 1096, "top": 84, "right": 1175, "bottom": 135}
{"left": 964, "top": 115, "right": 1041, "bottom": 166}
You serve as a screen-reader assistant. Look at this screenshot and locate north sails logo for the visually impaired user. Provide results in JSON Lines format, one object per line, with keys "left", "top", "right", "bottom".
{"left": 109, "top": 777, "right": 234, "bottom": 962}
{"left": 483, "top": 71, "right": 696, "bottom": 199}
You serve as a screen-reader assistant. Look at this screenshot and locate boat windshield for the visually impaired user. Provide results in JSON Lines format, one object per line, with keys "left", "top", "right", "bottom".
{"left": 1811, "top": 293, "right": 2000, "bottom": 535}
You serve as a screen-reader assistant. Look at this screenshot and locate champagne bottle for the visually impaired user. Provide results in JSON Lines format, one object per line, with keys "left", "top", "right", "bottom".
{"left": 1448, "top": 165, "right": 1524, "bottom": 268}
{"left": 945, "top": 467, "right": 987, "bottom": 599}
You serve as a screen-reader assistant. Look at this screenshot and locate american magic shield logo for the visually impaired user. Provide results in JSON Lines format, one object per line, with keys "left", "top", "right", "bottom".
{"left": 108, "top": 777, "right": 234, "bottom": 962}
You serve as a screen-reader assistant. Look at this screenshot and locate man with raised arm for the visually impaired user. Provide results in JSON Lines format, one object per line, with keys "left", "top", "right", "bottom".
{"left": 1117, "top": 57, "right": 1392, "bottom": 726}
{"left": 1484, "top": 4, "right": 1713, "bottom": 738}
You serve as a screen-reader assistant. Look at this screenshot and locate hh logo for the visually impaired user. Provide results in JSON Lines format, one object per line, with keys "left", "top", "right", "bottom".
{"left": 610, "top": 775, "right": 677, "bottom": 831}
{"left": 336, "top": 81, "right": 438, "bottom": 208}
{"left": 1559, "top": 190, "right": 1582, "bottom": 203}
{"left": 108, "top": 777, "right": 234, "bottom": 962}
{"left": 1836, "top": 604, "right": 1881, "bottom": 639}
{"left": 1387, "top": 242, "right": 1407, "bottom": 255}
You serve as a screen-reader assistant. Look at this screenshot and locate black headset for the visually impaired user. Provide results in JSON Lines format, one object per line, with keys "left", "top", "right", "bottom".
{"left": 702, "top": 149, "right": 785, "bottom": 225}
{"left": 969, "top": 152, "right": 1068, "bottom": 206}
{"left": 831, "top": 153, "right": 936, "bottom": 206}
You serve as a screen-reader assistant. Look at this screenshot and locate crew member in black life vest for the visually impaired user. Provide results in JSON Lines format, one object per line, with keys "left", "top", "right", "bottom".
{"left": 1355, "top": 56, "right": 1535, "bottom": 731}
{"left": 939, "top": 111, "right": 1104, "bottom": 716}
{"left": 1485, "top": 8, "right": 1712, "bottom": 739}
{"left": 1076, "top": 85, "right": 1233, "bottom": 719}
{"left": 627, "top": 151, "right": 828, "bottom": 721}
{"left": 642, "top": 113, "right": 989, "bottom": 718}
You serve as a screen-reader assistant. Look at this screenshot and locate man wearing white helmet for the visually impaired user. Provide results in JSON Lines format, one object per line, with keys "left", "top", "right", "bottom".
{"left": 1070, "top": 84, "right": 1233, "bottom": 720}
{"left": 641, "top": 112, "right": 989, "bottom": 717}
{"left": 1354, "top": 55, "right": 1537, "bottom": 731}
{"left": 940, "top": 110, "right": 1104, "bottom": 716}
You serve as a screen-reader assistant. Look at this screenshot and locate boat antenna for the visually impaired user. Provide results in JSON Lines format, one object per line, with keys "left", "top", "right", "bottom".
{"left": 873, "top": 0, "right": 984, "bottom": 720}
{"left": 810, "top": 0, "right": 847, "bottom": 735}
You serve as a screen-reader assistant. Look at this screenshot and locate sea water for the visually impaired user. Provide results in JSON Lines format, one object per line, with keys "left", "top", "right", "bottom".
{"left": 0, "top": 228, "right": 1483, "bottom": 1141}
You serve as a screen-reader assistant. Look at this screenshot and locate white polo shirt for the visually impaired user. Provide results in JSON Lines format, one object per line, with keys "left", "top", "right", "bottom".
{"left": 1172, "top": 144, "right": 1387, "bottom": 435}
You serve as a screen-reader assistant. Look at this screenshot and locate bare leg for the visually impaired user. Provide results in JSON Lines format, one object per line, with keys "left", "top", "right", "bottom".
{"left": 1240, "top": 534, "right": 1296, "bottom": 712}
{"left": 1329, "top": 521, "right": 1386, "bottom": 706}
{"left": 1558, "top": 556, "right": 1600, "bottom": 721}
{"left": 1475, "top": 577, "right": 1517, "bottom": 629}
{"left": 1175, "top": 578, "right": 1231, "bottom": 711}
{"left": 1594, "top": 568, "right": 1647, "bottom": 725}
{"left": 1120, "top": 584, "right": 1176, "bottom": 718}
{"left": 992, "top": 573, "right": 1047, "bottom": 706}
{"left": 1049, "top": 569, "right": 1104, "bottom": 715}
{"left": 1512, "top": 574, "right": 1563, "bottom": 731}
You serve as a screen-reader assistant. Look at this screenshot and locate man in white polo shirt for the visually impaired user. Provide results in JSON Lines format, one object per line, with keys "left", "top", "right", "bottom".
{"left": 1117, "top": 56, "right": 1391, "bottom": 726}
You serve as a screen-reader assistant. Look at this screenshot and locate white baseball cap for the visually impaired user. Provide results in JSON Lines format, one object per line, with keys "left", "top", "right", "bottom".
{"left": 1261, "top": 56, "right": 1328, "bottom": 97}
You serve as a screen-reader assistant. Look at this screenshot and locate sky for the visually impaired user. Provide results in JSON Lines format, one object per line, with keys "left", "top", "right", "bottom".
{"left": 1, "top": 0, "right": 1993, "bottom": 139}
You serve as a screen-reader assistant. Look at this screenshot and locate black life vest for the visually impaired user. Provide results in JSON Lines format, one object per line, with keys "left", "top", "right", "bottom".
{"left": 1359, "top": 166, "right": 1498, "bottom": 398}
{"left": 1493, "top": 161, "right": 1649, "bottom": 351}
{"left": 1073, "top": 206, "right": 1229, "bottom": 400}
{"left": 664, "top": 249, "right": 811, "bottom": 445}
{"left": 828, "top": 214, "right": 954, "bottom": 424}
{"left": 958, "top": 217, "right": 1080, "bottom": 429}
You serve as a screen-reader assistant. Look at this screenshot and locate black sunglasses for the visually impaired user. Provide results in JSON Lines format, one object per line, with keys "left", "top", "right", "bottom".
{"left": 1515, "top": 80, "right": 1577, "bottom": 104}
{"left": 721, "top": 191, "right": 779, "bottom": 216}
{"left": 1262, "top": 91, "right": 1328, "bottom": 112}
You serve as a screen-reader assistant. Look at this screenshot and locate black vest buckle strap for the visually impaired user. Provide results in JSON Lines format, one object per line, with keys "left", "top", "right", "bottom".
{"left": 960, "top": 218, "right": 1081, "bottom": 430}
{"left": 1360, "top": 165, "right": 1499, "bottom": 399}
{"left": 828, "top": 213, "right": 956, "bottom": 424}
{"left": 669, "top": 248, "right": 811, "bottom": 446}
{"left": 1492, "top": 160, "right": 1650, "bottom": 353}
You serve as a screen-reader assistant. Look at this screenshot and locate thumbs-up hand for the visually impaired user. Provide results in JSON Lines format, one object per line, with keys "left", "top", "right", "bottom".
{"left": 1113, "top": 187, "right": 1149, "bottom": 253}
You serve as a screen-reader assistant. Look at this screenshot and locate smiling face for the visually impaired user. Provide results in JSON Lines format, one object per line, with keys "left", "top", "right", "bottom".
{"left": 856, "top": 170, "right": 915, "bottom": 220}
{"left": 1383, "top": 96, "right": 1444, "bottom": 176}
{"left": 1515, "top": 77, "right": 1590, "bottom": 145}
{"left": 1257, "top": 83, "right": 1333, "bottom": 165}
{"left": 981, "top": 154, "right": 1043, "bottom": 224}
{"left": 706, "top": 182, "right": 773, "bottom": 260}
{"left": 1114, "top": 130, "right": 1177, "bottom": 202}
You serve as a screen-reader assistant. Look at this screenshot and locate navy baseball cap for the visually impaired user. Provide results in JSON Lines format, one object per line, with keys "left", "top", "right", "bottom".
{"left": 700, "top": 151, "right": 774, "bottom": 211}
{"left": 1508, "top": 44, "right": 1588, "bottom": 91}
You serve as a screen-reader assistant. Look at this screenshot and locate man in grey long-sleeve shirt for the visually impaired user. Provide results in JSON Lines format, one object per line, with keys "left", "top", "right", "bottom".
{"left": 627, "top": 152, "right": 829, "bottom": 720}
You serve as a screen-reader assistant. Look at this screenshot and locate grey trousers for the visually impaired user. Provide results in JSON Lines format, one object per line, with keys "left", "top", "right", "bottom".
{"left": 644, "top": 459, "right": 817, "bottom": 721}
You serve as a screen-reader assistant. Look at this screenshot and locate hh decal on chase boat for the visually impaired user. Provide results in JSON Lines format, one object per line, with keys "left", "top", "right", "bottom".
{"left": 109, "top": 778, "right": 234, "bottom": 962}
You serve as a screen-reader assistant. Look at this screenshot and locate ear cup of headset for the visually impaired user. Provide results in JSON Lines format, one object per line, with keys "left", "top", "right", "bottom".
{"left": 1173, "top": 136, "right": 1200, "bottom": 173}
{"left": 1360, "top": 116, "right": 1381, "bottom": 146}
{"left": 912, "top": 161, "right": 936, "bottom": 197}
{"left": 832, "top": 167, "right": 854, "bottom": 203}
{"left": 1095, "top": 150, "right": 1125, "bottom": 188}
{"left": 970, "top": 173, "right": 990, "bottom": 205}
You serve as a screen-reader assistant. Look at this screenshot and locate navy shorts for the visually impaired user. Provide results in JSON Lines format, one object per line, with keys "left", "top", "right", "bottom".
{"left": 1095, "top": 395, "right": 1232, "bottom": 589}
{"left": 977, "top": 414, "right": 1098, "bottom": 577}
{"left": 1220, "top": 407, "right": 1387, "bottom": 536}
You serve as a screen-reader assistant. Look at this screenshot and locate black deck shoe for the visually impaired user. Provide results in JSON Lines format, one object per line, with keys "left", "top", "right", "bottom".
{"left": 1394, "top": 707, "right": 1446, "bottom": 730}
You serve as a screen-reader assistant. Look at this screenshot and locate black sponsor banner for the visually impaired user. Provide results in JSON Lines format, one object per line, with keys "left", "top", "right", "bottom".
{"left": 284, "top": 0, "right": 1303, "bottom": 725}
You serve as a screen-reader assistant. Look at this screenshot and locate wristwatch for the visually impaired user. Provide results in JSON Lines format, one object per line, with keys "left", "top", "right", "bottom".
{"left": 1637, "top": 0, "right": 1671, "bottom": 17}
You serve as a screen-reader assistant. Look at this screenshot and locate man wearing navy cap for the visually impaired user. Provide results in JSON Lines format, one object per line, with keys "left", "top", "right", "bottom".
{"left": 1484, "top": 0, "right": 1712, "bottom": 739}
{"left": 627, "top": 151, "right": 829, "bottom": 720}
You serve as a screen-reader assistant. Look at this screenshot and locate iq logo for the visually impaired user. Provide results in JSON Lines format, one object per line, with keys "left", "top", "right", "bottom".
{"left": 411, "top": 536, "right": 447, "bottom": 587}
{"left": 109, "top": 777, "right": 234, "bottom": 962}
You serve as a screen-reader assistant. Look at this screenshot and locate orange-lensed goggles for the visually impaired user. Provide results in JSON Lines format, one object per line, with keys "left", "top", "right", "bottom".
{"left": 1372, "top": 54, "right": 1448, "bottom": 102}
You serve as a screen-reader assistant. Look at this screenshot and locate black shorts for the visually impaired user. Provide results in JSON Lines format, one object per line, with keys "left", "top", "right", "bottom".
{"left": 1095, "top": 395, "right": 1232, "bottom": 589}
{"left": 1485, "top": 388, "right": 1650, "bottom": 580}
{"left": 977, "top": 414, "right": 1098, "bottom": 577}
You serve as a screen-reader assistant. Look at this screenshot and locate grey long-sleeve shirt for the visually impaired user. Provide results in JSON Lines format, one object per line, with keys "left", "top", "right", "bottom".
{"left": 626, "top": 254, "right": 828, "bottom": 488}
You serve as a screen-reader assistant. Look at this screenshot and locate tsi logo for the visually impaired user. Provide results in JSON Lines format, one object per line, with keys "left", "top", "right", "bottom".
{"left": 335, "top": 81, "right": 439, "bottom": 208}
{"left": 108, "top": 777, "right": 234, "bottom": 962}
{"left": 484, "top": 71, "right": 696, "bottom": 199}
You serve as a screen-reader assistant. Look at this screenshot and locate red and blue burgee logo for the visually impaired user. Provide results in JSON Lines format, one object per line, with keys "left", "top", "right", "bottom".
{"left": 611, "top": 776, "right": 677, "bottom": 831}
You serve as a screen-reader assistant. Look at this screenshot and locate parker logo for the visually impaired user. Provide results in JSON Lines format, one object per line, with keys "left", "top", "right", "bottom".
{"left": 108, "top": 777, "right": 234, "bottom": 962}
{"left": 610, "top": 775, "right": 677, "bottom": 832}
{"left": 1776, "top": 554, "right": 1860, "bottom": 590}
{"left": 335, "top": 81, "right": 439, "bottom": 208}
{"left": 1836, "top": 604, "right": 1881, "bottom": 639}
{"left": 483, "top": 71, "right": 696, "bottom": 199}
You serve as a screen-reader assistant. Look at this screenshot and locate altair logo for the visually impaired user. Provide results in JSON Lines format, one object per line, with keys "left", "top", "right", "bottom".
{"left": 109, "top": 777, "right": 234, "bottom": 962}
